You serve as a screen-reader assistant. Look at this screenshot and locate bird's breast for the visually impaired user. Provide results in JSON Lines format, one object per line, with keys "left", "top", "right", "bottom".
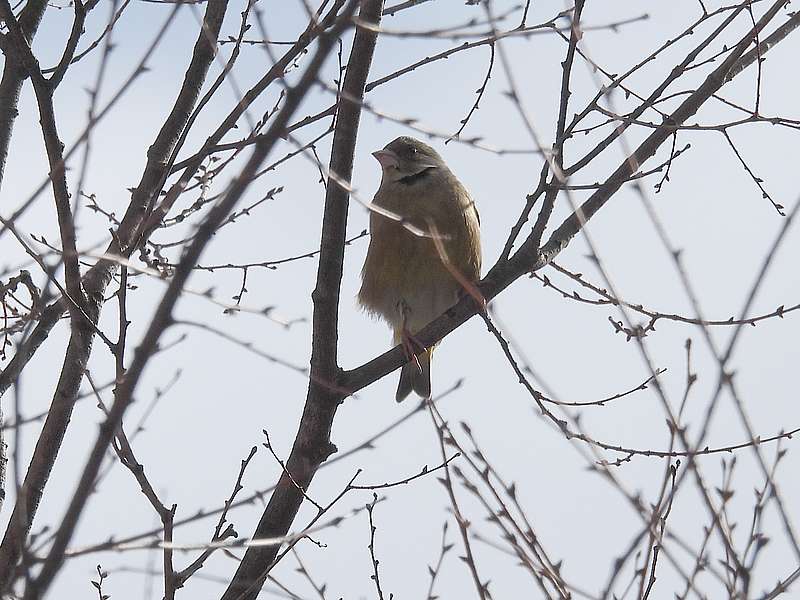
{"left": 359, "top": 175, "right": 480, "bottom": 332}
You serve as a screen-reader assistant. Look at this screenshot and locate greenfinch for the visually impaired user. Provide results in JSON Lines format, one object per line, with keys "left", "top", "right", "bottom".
{"left": 359, "top": 136, "right": 482, "bottom": 402}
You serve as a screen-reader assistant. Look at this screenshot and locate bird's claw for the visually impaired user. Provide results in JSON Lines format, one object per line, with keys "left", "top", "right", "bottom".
{"left": 400, "top": 328, "right": 425, "bottom": 374}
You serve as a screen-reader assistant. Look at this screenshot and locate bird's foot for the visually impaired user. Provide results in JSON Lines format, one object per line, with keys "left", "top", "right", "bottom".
{"left": 400, "top": 328, "right": 426, "bottom": 374}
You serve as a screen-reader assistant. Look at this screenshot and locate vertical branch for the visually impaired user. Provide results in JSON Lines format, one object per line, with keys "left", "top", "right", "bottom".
{"left": 221, "top": 1, "right": 384, "bottom": 598}
{"left": 497, "top": 0, "right": 584, "bottom": 263}
{"left": 310, "top": 15, "right": 377, "bottom": 380}
{"left": 427, "top": 402, "right": 488, "bottom": 599}
{"left": 48, "top": 0, "right": 92, "bottom": 89}
{"left": 526, "top": 0, "right": 584, "bottom": 252}
{"left": 88, "top": 372, "right": 178, "bottom": 599}
{"left": 0, "top": 397, "right": 4, "bottom": 516}
{"left": 0, "top": 0, "right": 47, "bottom": 192}
{"left": 366, "top": 493, "right": 387, "bottom": 600}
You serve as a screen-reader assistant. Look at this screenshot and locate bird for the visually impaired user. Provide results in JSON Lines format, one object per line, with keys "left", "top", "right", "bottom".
{"left": 358, "top": 136, "right": 482, "bottom": 402}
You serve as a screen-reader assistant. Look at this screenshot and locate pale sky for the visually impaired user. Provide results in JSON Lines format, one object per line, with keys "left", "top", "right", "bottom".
{"left": 2, "top": 1, "right": 799, "bottom": 598}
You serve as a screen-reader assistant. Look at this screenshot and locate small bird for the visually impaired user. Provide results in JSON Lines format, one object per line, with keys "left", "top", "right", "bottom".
{"left": 359, "top": 136, "right": 481, "bottom": 402}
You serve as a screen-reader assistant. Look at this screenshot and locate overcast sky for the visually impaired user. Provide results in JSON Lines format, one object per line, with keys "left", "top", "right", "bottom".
{"left": 2, "top": 0, "right": 799, "bottom": 598}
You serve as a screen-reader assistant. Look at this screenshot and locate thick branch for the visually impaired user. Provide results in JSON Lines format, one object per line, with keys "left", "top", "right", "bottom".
{"left": 221, "top": 2, "right": 384, "bottom": 599}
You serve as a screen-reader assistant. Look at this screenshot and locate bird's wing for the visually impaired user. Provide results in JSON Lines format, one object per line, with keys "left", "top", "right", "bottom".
{"left": 451, "top": 184, "right": 482, "bottom": 281}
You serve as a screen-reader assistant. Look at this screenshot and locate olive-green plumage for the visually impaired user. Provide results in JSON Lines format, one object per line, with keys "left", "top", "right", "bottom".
{"left": 358, "top": 136, "right": 481, "bottom": 402}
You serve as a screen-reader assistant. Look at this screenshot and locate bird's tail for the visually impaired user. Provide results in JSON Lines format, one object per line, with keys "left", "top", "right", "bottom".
{"left": 396, "top": 347, "right": 432, "bottom": 402}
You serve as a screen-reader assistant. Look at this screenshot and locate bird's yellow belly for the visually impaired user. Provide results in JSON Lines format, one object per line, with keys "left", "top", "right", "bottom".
{"left": 360, "top": 226, "right": 460, "bottom": 333}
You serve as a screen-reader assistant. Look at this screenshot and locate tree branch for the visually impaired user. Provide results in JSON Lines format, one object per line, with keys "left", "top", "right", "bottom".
{"left": 220, "top": 1, "right": 384, "bottom": 598}
{"left": 0, "top": 0, "right": 348, "bottom": 401}
{"left": 0, "top": 0, "right": 231, "bottom": 590}
{"left": 342, "top": 0, "right": 794, "bottom": 399}
{"left": 534, "top": 0, "right": 789, "bottom": 268}
{"left": 25, "top": 4, "right": 360, "bottom": 598}
{"left": 0, "top": 0, "right": 47, "bottom": 192}
{"left": 0, "top": 0, "right": 83, "bottom": 305}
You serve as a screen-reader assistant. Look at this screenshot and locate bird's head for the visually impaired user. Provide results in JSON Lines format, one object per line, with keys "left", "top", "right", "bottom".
{"left": 372, "top": 136, "right": 444, "bottom": 183}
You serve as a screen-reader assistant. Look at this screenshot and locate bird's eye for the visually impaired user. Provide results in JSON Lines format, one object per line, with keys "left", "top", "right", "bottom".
{"left": 410, "top": 147, "right": 417, "bottom": 154}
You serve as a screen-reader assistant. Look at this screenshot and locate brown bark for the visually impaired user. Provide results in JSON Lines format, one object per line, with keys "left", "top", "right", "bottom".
{"left": 220, "top": 1, "right": 385, "bottom": 598}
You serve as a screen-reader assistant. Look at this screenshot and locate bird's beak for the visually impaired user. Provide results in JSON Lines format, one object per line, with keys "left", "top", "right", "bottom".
{"left": 372, "top": 149, "right": 399, "bottom": 169}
